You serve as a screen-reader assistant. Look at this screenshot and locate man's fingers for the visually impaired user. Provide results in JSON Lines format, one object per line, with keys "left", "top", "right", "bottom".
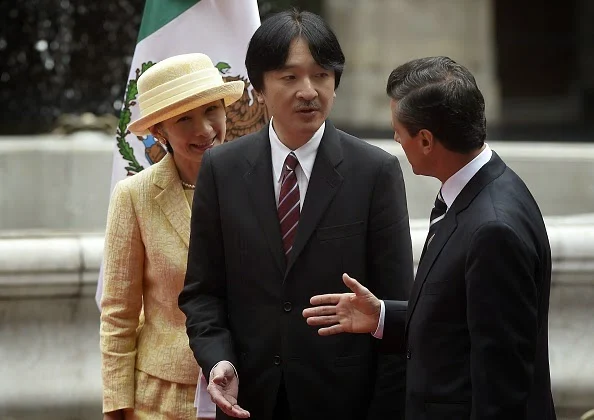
{"left": 230, "top": 405, "right": 251, "bottom": 418}
{"left": 208, "top": 386, "right": 250, "bottom": 418}
{"left": 317, "top": 324, "right": 346, "bottom": 336}
{"left": 309, "top": 293, "right": 343, "bottom": 306}
{"left": 302, "top": 304, "right": 339, "bottom": 318}
{"left": 343, "top": 273, "right": 369, "bottom": 296}
{"left": 208, "top": 385, "right": 234, "bottom": 412}
{"left": 305, "top": 315, "right": 338, "bottom": 327}
{"left": 212, "top": 374, "right": 229, "bottom": 386}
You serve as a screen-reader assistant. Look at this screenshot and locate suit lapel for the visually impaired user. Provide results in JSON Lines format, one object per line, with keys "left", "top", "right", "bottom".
{"left": 405, "top": 151, "right": 507, "bottom": 333}
{"left": 405, "top": 214, "right": 457, "bottom": 332}
{"left": 244, "top": 126, "right": 286, "bottom": 274}
{"left": 286, "top": 122, "right": 344, "bottom": 274}
{"left": 153, "top": 154, "right": 191, "bottom": 248}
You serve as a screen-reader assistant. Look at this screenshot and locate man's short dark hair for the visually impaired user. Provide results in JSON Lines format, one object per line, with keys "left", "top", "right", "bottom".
{"left": 386, "top": 56, "right": 487, "bottom": 154}
{"left": 245, "top": 9, "right": 345, "bottom": 92}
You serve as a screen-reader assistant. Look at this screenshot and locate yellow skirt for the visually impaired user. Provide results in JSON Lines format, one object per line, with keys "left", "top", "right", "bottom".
{"left": 125, "top": 369, "right": 211, "bottom": 420}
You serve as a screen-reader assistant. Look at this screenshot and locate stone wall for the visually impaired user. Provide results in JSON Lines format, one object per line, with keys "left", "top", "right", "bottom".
{"left": 325, "top": 0, "right": 501, "bottom": 128}
{"left": 2, "top": 133, "right": 594, "bottom": 231}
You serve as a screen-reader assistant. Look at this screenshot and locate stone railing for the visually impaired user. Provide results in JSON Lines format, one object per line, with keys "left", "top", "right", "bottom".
{"left": 0, "top": 215, "right": 593, "bottom": 419}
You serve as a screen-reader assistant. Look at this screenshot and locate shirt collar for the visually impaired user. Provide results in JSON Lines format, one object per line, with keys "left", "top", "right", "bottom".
{"left": 269, "top": 117, "right": 325, "bottom": 183}
{"left": 441, "top": 144, "right": 493, "bottom": 209}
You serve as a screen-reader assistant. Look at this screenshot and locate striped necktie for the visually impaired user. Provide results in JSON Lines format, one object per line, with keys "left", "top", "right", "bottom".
{"left": 421, "top": 190, "right": 447, "bottom": 259}
{"left": 278, "top": 152, "right": 300, "bottom": 257}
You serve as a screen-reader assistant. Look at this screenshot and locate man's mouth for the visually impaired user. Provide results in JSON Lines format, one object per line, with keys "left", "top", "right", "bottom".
{"left": 296, "top": 107, "right": 320, "bottom": 114}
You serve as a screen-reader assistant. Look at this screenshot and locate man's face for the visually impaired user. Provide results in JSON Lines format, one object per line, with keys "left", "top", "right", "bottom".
{"left": 390, "top": 99, "right": 426, "bottom": 175}
{"left": 259, "top": 37, "right": 336, "bottom": 144}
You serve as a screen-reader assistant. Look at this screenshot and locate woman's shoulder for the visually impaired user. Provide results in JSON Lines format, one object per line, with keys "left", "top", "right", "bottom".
{"left": 114, "top": 155, "right": 170, "bottom": 192}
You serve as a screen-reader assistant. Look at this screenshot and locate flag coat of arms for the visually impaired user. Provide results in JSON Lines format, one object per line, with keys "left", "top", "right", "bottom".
{"left": 97, "top": 1, "right": 265, "bottom": 417}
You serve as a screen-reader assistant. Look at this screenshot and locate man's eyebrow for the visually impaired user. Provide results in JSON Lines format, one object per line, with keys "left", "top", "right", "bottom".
{"left": 275, "top": 64, "right": 300, "bottom": 71}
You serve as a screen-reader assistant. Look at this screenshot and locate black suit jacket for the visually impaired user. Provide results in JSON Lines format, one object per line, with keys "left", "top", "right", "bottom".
{"left": 384, "top": 152, "right": 556, "bottom": 420}
{"left": 179, "top": 122, "right": 414, "bottom": 420}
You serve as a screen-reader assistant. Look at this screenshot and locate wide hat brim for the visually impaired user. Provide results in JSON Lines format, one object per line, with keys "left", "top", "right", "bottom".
{"left": 127, "top": 80, "right": 244, "bottom": 136}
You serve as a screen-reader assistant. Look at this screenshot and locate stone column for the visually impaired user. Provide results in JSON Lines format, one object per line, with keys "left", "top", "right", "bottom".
{"left": 325, "top": 0, "right": 500, "bottom": 130}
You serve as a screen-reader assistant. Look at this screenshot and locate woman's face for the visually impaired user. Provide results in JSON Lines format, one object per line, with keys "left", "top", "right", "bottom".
{"left": 155, "top": 100, "right": 226, "bottom": 164}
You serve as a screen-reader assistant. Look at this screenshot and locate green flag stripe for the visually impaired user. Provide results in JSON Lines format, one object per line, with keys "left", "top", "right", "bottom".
{"left": 137, "top": 0, "right": 200, "bottom": 43}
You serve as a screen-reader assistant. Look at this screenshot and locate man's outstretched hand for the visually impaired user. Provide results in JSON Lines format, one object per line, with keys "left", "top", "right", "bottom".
{"left": 302, "top": 273, "right": 381, "bottom": 335}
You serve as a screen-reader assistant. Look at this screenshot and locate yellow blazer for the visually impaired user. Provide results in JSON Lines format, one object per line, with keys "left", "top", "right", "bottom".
{"left": 100, "top": 154, "right": 199, "bottom": 412}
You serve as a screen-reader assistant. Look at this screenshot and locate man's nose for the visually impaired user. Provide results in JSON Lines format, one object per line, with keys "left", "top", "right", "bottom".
{"left": 296, "top": 79, "right": 318, "bottom": 101}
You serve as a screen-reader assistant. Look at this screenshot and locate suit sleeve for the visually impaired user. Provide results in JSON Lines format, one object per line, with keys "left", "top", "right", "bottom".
{"left": 100, "top": 181, "right": 144, "bottom": 412}
{"left": 466, "top": 222, "right": 539, "bottom": 420}
{"left": 366, "top": 154, "right": 414, "bottom": 420}
{"left": 178, "top": 149, "right": 237, "bottom": 377}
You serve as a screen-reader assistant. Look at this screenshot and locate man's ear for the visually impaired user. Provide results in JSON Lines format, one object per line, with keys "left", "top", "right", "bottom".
{"left": 255, "top": 90, "right": 265, "bottom": 104}
{"left": 418, "top": 129, "right": 435, "bottom": 155}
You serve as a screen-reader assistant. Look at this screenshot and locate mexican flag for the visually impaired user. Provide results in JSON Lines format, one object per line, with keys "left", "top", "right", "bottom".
{"left": 112, "top": 0, "right": 266, "bottom": 182}
{"left": 97, "top": 1, "right": 265, "bottom": 417}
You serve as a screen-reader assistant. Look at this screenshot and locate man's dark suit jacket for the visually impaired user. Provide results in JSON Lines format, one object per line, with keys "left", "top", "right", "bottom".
{"left": 179, "top": 121, "right": 414, "bottom": 420}
{"left": 384, "top": 152, "right": 556, "bottom": 420}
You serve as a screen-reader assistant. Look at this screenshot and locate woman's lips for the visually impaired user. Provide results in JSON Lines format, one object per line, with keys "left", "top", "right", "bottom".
{"left": 191, "top": 138, "right": 216, "bottom": 151}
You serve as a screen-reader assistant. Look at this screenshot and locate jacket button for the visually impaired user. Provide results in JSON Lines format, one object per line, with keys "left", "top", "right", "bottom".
{"left": 283, "top": 302, "right": 292, "bottom": 312}
{"left": 406, "top": 350, "right": 411, "bottom": 359}
{"left": 273, "top": 355, "right": 282, "bottom": 366}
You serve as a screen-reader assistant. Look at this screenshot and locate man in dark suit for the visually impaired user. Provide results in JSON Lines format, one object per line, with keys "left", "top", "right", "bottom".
{"left": 178, "top": 9, "right": 414, "bottom": 420}
{"left": 303, "top": 57, "right": 557, "bottom": 420}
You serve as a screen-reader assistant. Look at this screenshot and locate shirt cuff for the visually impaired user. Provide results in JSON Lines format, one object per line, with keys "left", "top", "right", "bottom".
{"left": 372, "top": 300, "right": 385, "bottom": 339}
{"left": 210, "top": 360, "right": 238, "bottom": 379}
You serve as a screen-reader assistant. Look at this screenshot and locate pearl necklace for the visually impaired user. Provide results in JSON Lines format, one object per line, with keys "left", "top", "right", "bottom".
{"left": 181, "top": 181, "right": 195, "bottom": 189}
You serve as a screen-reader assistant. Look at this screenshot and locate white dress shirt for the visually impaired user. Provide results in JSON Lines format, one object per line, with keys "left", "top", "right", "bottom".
{"left": 441, "top": 144, "right": 493, "bottom": 209}
{"left": 269, "top": 117, "right": 325, "bottom": 209}
{"left": 373, "top": 144, "right": 493, "bottom": 339}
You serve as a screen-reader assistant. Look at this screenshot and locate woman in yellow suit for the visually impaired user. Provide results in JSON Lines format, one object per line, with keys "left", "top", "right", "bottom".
{"left": 100, "top": 53, "right": 244, "bottom": 420}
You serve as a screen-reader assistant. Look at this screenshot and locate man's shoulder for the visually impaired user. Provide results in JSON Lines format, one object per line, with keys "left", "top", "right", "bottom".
{"left": 460, "top": 170, "right": 546, "bottom": 239}
{"left": 209, "top": 130, "right": 264, "bottom": 162}
{"left": 335, "top": 129, "right": 396, "bottom": 164}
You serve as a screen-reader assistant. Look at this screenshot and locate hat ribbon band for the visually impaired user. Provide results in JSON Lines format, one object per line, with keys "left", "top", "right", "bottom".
{"left": 139, "top": 68, "right": 223, "bottom": 112}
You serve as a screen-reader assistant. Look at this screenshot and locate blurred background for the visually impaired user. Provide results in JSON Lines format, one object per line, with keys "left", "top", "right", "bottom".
{"left": 2, "top": 0, "right": 594, "bottom": 140}
{"left": 0, "top": 1, "right": 593, "bottom": 419}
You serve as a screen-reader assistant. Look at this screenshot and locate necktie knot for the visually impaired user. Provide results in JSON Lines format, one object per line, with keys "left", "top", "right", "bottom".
{"left": 420, "top": 190, "right": 447, "bottom": 260}
{"left": 283, "top": 152, "right": 299, "bottom": 173}
{"left": 430, "top": 190, "right": 447, "bottom": 226}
